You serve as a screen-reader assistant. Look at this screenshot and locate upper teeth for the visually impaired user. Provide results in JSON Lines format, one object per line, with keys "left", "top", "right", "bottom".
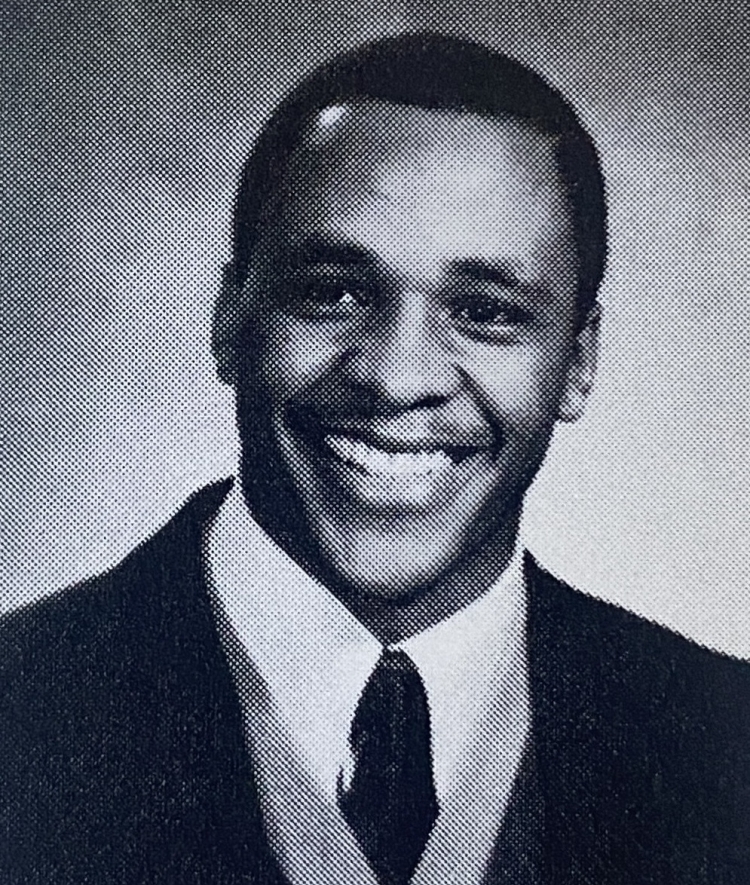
{"left": 325, "top": 435, "right": 454, "bottom": 476}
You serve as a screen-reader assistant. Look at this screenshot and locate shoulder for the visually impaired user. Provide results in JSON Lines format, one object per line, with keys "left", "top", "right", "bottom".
{"left": 528, "top": 555, "right": 750, "bottom": 738}
{"left": 528, "top": 559, "right": 750, "bottom": 876}
{"left": 0, "top": 480, "right": 246, "bottom": 881}
{"left": 529, "top": 554, "right": 750, "bottom": 667}
{"left": 0, "top": 480, "right": 232, "bottom": 690}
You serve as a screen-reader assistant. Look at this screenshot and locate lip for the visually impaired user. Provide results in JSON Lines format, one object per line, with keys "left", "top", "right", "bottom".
{"left": 284, "top": 407, "right": 499, "bottom": 483}
{"left": 279, "top": 410, "right": 502, "bottom": 512}
{"left": 323, "top": 432, "right": 490, "bottom": 470}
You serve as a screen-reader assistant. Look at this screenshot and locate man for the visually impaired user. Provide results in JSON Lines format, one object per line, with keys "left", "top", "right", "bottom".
{"left": 1, "top": 32, "right": 749, "bottom": 885}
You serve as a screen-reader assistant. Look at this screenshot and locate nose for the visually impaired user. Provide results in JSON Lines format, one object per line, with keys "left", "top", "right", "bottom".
{"left": 339, "top": 294, "right": 460, "bottom": 411}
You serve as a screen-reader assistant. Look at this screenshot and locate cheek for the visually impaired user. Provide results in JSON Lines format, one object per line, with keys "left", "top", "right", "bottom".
{"left": 253, "top": 316, "right": 344, "bottom": 402}
{"left": 463, "top": 342, "right": 573, "bottom": 433}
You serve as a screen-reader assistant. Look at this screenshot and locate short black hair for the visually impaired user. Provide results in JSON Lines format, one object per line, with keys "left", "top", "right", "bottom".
{"left": 229, "top": 32, "right": 607, "bottom": 313}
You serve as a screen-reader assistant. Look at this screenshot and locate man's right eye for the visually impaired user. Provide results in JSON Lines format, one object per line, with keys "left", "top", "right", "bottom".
{"left": 282, "top": 279, "right": 374, "bottom": 316}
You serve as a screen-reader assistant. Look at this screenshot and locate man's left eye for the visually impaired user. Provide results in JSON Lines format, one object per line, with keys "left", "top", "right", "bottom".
{"left": 451, "top": 293, "right": 533, "bottom": 328}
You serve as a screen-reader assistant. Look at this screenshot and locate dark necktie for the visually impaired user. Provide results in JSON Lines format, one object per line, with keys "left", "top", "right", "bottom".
{"left": 337, "top": 648, "right": 439, "bottom": 885}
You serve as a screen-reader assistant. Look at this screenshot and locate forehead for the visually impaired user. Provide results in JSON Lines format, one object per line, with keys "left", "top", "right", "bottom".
{"left": 287, "top": 101, "right": 565, "bottom": 203}
{"left": 264, "top": 101, "right": 575, "bottom": 280}
{"left": 302, "top": 100, "right": 558, "bottom": 165}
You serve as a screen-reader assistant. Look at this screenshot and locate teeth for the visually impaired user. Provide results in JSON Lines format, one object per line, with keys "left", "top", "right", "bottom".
{"left": 325, "top": 435, "right": 455, "bottom": 477}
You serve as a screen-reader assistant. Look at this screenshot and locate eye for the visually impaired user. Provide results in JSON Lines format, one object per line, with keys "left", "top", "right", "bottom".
{"left": 281, "top": 277, "right": 375, "bottom": 317}
{"left": 306, "top": 281, "right": 369, "bottom": 306}
{"left": 451, "top": 291, "right": 534, "bottom": 330}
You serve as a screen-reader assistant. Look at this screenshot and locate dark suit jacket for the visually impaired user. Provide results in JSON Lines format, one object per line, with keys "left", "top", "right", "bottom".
{"left": 2, "top": 480, "right": 749, "bottom": 884}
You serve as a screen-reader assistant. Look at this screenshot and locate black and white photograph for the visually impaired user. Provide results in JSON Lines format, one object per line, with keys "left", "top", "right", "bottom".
{"left": 2, "top": 2, "right": 750, "bottom": 882}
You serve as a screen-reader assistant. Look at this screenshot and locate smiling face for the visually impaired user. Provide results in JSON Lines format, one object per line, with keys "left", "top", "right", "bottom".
{"left": 218, "top": 102, "right": 599, "bottom": 601}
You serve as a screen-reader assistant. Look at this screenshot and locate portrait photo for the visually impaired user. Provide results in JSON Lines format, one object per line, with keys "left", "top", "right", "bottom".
{"left": 2, "top": 2, "right": 749, "bottom": 882}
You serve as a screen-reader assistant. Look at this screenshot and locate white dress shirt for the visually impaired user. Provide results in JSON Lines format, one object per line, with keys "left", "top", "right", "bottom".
{"left": 206, "top": 482, "right": 531, "bottom": 885}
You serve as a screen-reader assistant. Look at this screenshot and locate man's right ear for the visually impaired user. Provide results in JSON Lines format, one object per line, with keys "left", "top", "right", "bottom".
{"left": 211, "top": 262, "right": 244, "bottom": 386}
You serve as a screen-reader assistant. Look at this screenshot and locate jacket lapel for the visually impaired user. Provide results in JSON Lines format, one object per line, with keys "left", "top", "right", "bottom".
{"left": 112, "top": 480, "right": 288, "bottom": 884}
{"left": 481, "top": 739, "right": 546, "bottom": 885}
{"left": 524, "top": 557, "right": 696, "bottom": 885}
{"left": 525, "top": 556, "right": 617, "bottom": 883}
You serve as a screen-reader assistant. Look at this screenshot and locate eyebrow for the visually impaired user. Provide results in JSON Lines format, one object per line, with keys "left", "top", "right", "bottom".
{"left": 448, "top": 258, "right": 553, "bottom": 298}
{"left": 286, "top": 238, "right": 549, "bottom": 295}
{"left": 448, "top": 258, "right": 524, "bottom": 288}
{"left": 291, "top": 235, "right": 376, "bottom": 269}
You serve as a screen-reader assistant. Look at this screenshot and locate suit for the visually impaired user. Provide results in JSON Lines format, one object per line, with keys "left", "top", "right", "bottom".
{"left": 2, "top": 480, "right": 749, "bottom": 884}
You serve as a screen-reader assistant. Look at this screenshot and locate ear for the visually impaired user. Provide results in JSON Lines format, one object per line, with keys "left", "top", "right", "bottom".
{"left": 211, "top": 263, "right": 244, "bottom": 386}
{"left": 558, "top": 302, "right": 601, "bottom": 423}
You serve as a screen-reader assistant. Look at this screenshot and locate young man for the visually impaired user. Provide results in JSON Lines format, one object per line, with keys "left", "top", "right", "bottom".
{"left": 2, "top": 33, "right": 749, "bottom": 885}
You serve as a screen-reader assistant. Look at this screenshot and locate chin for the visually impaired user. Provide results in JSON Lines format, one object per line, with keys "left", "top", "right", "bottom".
{"left": 305, "top": 504, "right": 492, "bottom": 600}
{"left": 331, "top": 552, "right": 447, "bottom": 601}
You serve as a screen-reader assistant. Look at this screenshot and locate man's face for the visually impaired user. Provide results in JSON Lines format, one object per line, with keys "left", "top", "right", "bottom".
{"left": 220, "top": 102, "right": 598, "bottom": 598}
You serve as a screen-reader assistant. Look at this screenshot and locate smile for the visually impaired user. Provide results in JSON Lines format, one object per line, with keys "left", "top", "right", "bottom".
{"left": 323, "top": 433, "right": 491, "bottom": 478}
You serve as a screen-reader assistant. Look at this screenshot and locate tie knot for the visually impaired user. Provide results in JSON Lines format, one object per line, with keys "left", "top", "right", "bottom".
{"left": 379, "top": 647, "right": 418, "bottom": 673}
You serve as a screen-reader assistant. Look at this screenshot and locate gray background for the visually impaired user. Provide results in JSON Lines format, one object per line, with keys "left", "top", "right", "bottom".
{"left": 3, "top": 1, "right": 749, "bottom": 657}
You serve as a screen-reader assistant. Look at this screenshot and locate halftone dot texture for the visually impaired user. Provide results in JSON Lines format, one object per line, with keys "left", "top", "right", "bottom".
{"left": 2, "top": 7, "right": 750, "bottom": 883}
